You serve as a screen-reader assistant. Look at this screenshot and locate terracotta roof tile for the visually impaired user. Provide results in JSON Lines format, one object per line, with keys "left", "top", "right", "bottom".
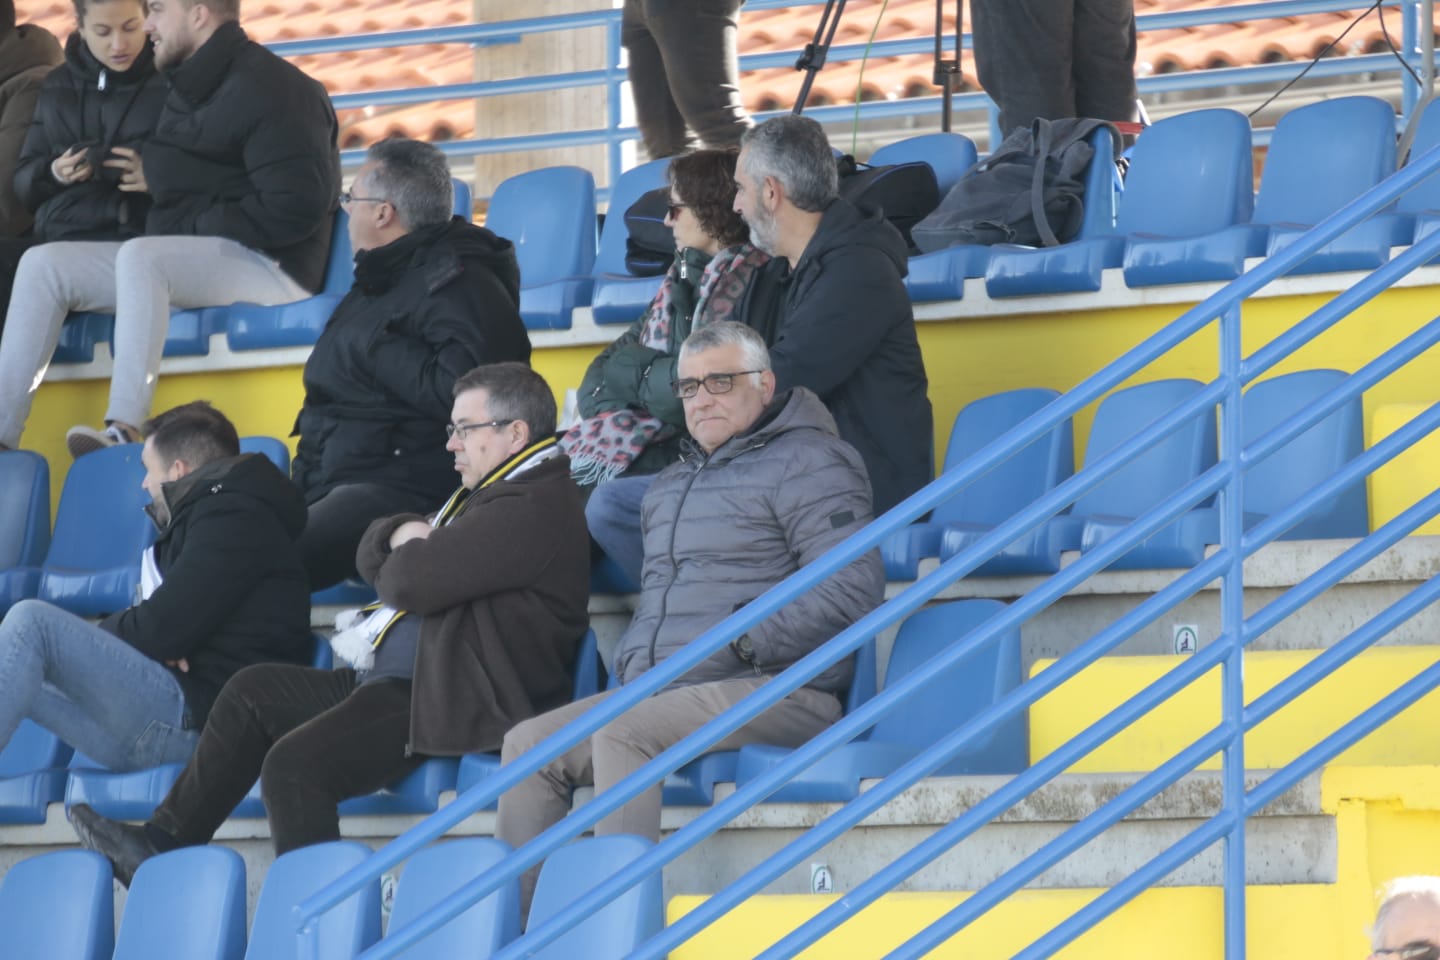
{"left": 13, "top": 0, "right": 1433, "bottom": 146}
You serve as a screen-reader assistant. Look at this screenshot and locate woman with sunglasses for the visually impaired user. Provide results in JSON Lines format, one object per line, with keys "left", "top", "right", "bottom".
{"left": 562, "top": 148, "right": 769, "bottom": 586}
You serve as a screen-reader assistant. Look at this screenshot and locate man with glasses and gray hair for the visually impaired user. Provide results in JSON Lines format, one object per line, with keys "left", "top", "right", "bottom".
{"left": 1371, "top": 877, "right": 1440, "bottom": 959}
{"left": 72, "top": 362, "right": 590, "bottom": 884}
{"left": 291, "top": 137, "right": 530, "bottom": 590}
{"left": 497, "top": 320, "right": 884, "bottom": 914}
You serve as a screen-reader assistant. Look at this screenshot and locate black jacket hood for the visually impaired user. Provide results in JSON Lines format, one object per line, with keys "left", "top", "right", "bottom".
{"left": 796, "top": 197, "right": 911, "bottom": 278}
{"left": 157, "top": 453, "right": 307, "bottom": 541}
{"left": 353, "top": 217, "right": 521, "bottom": 305}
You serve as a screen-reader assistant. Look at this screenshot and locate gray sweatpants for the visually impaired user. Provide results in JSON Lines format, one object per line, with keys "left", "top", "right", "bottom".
{"left": 496, "top": 676, "right": 842, "bottom": 911}
{"left": 0, "top": 236, "right": 308, "bottom": 448}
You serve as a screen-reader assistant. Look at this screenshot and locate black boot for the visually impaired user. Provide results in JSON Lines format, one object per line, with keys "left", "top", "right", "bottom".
{"left": 68, "top": 803, "right": 160, "bottom": 887}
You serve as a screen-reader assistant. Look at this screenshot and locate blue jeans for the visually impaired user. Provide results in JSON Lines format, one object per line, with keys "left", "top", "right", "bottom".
{"left": 0, "top": 599, "right": 199, "bottom": 770}
{"left": 586, "top": 473, "right": 659, "bottom": 588}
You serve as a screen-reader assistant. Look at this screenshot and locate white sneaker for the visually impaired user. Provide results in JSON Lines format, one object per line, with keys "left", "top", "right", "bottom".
{"left": 65, "top": 423, "right": 137, "bottom": 459}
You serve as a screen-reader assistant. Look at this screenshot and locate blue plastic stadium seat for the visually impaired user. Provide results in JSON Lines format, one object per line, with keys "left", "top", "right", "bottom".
{"left": 0, "top": 850, "right": 114, "bottom": 960}
{"left": 1391, "top": 98, "right": 1440, "bottom": 258}
{"left": 663, "top": 637, "right": 877, "bottom": 806}
{"left": 733, "top": 599, "right": 1025, "bottom": 803}
{"left": 453, "top": 752, "right": 501, "bottom": 811}
{"left": 244, "top": 841, "right": 380, "bottom": 960}
{"left": 871, "top": 132, "right": 979, "bottom": 196}
{"left": 0, "top": 720, "right": 73, "bottom": 824}
{"left": 1096, "top": 369, "right": 1370, "bottom": 553}
{"left": 387, "top": 839, "right": 519, "bottom": 958}
{"left": 527, "top": 835, "right": 664, "bottom": 959}
{"left": 312, "top": 577, "right": 378, "bottom": 607}
{"left": 983, "top": 125, "right": 1125, "bottom": 297}
{"left": 0, "top": 450, "right": 51, "bottom": 615}
{"left": 65, "top": 751, "right": 184, "bottom": 820}
{"left": 52, "top": 311, "right": 113, "bottom": 364}
{"left": 884, "top": 388, "right": 1073, "bottom": 579}
{"left": 487, "top": 166, "right": 598, "bottom": 330}
{"left": 238, "top": 435, "right": 290, "bottom": 473}
{"left": 590, "top": 158, "right": 672, "bottom": 325}
{"left": 979, "top": 109, "right": 1254, "bottom": 293}
{"left": 590, "top": 552, "right": 638, "bottom": 595}
{"left": 227, "top": 211, "right": 353, "bottom": 350}
{"left": 115, "top": 847, "right": 247, "bottom": 960}
{"left": 37, "top": 442, "right": 155, "bottom": 617}
{"left": 1063, "top": 379, "right": 1218, "bottom": 570}
{"left": 942, "top": 379, "right": 1217, "bottom": 572}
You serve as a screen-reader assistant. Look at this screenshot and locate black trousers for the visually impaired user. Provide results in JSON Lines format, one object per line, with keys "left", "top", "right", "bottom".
{"left": 971, "top": 0, "right": 1138, "bottom": 137}
{"left": 150, "top": 664, "right": 421, "bottom": 855}
{"left": 0, "top": 237, "right": 37, "bottom": 331}
{"left": 300, "top": 482, "right": 435, "bottom": 591}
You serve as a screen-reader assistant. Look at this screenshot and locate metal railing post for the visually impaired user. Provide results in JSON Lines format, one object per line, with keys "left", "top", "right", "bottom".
{"left": 1219, "top": 302, "right": 1248, "bottom": 958}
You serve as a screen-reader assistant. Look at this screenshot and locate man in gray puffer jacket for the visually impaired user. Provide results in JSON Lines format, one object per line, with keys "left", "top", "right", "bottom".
{"left": 498, "top": 320, "right": 883, "bottom": 911}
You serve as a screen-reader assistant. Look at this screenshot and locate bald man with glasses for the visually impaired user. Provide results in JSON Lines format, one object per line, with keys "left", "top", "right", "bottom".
{"left": 497, "top": 320, "right": 884, "bottom": 915}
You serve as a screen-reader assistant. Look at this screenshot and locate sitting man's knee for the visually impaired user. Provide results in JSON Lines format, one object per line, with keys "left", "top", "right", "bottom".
{"left": 501, "top": 715, "right": 549, "bottom": 763}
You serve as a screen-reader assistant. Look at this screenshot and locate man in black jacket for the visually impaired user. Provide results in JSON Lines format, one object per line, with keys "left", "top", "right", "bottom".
{"left": 291, "top": 137, "right": 531, "bottom": 590}
{"left": 0, "top": 0, "right": 339, "bottom": 458}
{"left": 734, "top": 114, "right": 933, "bottom": 517}
{"left": 0, "top": 400, "right": 310, "bottom": 772}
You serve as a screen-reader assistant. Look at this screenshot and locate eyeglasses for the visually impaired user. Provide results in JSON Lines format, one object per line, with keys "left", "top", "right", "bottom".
{"left": 339, "top": 190, "right": 387, "bottom": 206}
{"left": 445, "top": 419, "right": 514, "bottom": 440}
{"left": 1375, "top": 943, "right": 1440, "bottom": 960}
{"left": 667, "top": 201, "right": 687, "bottom": 220}
{"left": 670, "top": 370, "right": 763, "bottom": 400}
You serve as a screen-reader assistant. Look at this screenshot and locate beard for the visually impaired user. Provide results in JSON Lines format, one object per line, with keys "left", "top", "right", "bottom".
{"left": 153, "top": 32, "right": 195, "bottom": 69}
{"left": 746, "top": 206, "right": 778, "bottom": 256}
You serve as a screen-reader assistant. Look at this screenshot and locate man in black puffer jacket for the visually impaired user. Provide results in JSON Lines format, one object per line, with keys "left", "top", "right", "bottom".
{"left": 291, "top": 138, "right": 531, "bottom": 590}
{"left": 0, "top": 400, "right": 310, "bottom": 773}
{"left": 0, "top": 0, "right": 340, "bottom": 459}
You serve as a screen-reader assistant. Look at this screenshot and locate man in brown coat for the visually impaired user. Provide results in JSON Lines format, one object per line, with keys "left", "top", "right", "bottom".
{"left": 0, "top": 0, "right": 62, "bottom": 237}
{"left": 70, "top": 362, "right": 591, "bottom": 884}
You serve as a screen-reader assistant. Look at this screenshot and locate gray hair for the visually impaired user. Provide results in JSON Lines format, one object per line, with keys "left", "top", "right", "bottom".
{"left": 679, "top": 321, "right": 771, "bottom": 375}
{"left": 739, "top": 115, "right": 838, "bottom": 213}
{"left": 452, "top": 362, "right": 556, "bottom": 439}
{"left": 1373, "top": 877, "right": 1440, "bottom": 948}
{"left": 363, "top": 138, "right": 454, "bottom": 230}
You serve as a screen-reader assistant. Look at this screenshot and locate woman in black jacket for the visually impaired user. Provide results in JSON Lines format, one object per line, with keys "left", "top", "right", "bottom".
{"left": 0, "top": 0, "right": 164, "bottom": 322}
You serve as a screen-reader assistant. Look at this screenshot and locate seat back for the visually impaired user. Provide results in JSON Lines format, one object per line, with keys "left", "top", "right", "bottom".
{"left": 933, "top": 388, "right": 1072, "bottom": 528}
{"left": 387, "top": 838, "right": 519, "bottom": 958}
{"left": 239, "top": 436, "right": 290, "bottom": 474}
{"left": 488, "top": 166, "right": 598, "bottom": 285}
{"left": 0, "top": 850, "right": 114, "bottom": 960}
{"left": 319, "top": 210, "right": 355, "bottom": 297}
{"left": 0, "top": 719, "right": 72, "bottom": 777}
{"left": 244, "top": 841, "right": 380, "bottom": 960}
{"left": 1073, "top": 379, "right": 1217, "bottom": 520}
{"left": 872, "top": 600, "right": 1023, "bottom": 773}
{"left": 115, "top": 847, "right": 247, "bottom": 960}
{"left": 1399, "top": 97, "right": 1440, "bottom": 214}
{"left": 452, "top": 178, "right": 472, "bottom": 218}
{"left": 871, "top": 132, "right": 979, "bottom": 195}
{"left": 1114, "top": 109, "right": 1254, "bottom": 238}
{"left": 39, "top": 443, "right": 155, "bottom": 616}
{"left": 1253, "top": 96, "right": 1397, "bottom": 227}
{"left": 1242, "top": 369, "right": 1368, "bottom": 539}
{"left": 1076, "top": 124, "right": 1122, "bottom": 239}
{"left": 594, "top": 158, "right": 672, "bottom": 277}
{"left": 528, "top": 835, "right": 664, "bottom": 960}
{"left": 0, "top": 450, "right": 50, "bottom": 569}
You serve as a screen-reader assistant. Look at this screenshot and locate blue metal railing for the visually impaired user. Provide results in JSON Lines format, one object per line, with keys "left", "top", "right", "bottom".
{"left": 265, "top": 0, "right": 1432, "bottom": 186}
{"left": 291, "top": 119, "right": 1440, "bottom": 960}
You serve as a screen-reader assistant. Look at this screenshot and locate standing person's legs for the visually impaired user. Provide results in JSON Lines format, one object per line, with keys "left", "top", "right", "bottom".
{"left": 1072, "top": 0, "right": 1138, "bottom": 123}
{"left": 150, "top": 664, "right": 361, "bottom": 848}
{"left": 0, "top": 599, "right": 196, "bottom": 771}
{"left": 641, "top": 0, "right": 751, "bottom": 149}
{"left": 497, "top": 690, "right": 617, "bottom": 911}
{"left": 260, "top": 678, "right": 420, "bottom": 853}
{"left": 0, "top": 242, "right": 122, "bottom": 448}
{"left": 301, "top": 483, "right": 438, "bottom": 591}
{"left": 970, "top": 0, "right": 1077, "bottom": 136}
{"left": 585, "top": 472, "right": 660, "bottom": 588}
{"left": 105, "top": 236, "right": 310, "bottom": 431}
{"left": 622, "top": 0, "right": 691, "bottom": 159}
